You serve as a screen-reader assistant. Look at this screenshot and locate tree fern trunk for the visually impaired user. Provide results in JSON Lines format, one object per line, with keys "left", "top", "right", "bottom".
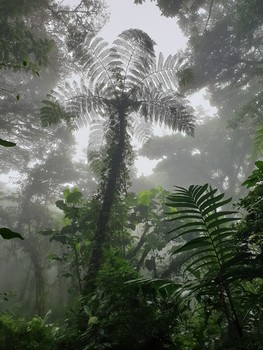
{"left": 84, "top": 110, "right": 126, "bottom": 292}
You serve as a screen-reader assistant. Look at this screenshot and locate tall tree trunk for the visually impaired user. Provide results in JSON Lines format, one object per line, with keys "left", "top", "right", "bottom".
{"left": 85, "top": 110, "right": 126, "bottom": 292}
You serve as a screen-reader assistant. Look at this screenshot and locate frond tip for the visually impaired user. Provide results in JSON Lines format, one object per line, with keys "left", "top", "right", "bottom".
{"left": 138, "top": 88, "right": 195, "bottom": 136}
{"left": 40, "top": 98, "right": 77, "bottom": 130}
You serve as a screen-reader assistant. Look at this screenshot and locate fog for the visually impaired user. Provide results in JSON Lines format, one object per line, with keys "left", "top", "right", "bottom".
{"left": 0, "top": 0, "right": 262, "bottom": 348}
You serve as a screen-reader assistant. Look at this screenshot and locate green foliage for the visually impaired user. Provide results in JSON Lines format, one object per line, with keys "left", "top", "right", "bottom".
{"left": 0, "top": 227, "right": 23, "bottom": 240}
{"left": 134, "top": 0, "right": 183, "bottom": 17}
{"left": 57, "top": 253, "right": 178, "bottom": 349}
{"left": 0, "top": 313, "right": 56, "bottom": 350}
{"left": 125, "top": 187, "right": 175, "bottom": 276}
{"left": 242, "top": 161, "right": 263, "bottom": 188}
{"left": 0, "top": 139, "right": 16, "bottom": 147}
{"left": 41, "top": 188, "right": 100, "bottom": 294}
{"left": 163, "top": 179, "right": 263, "bottom": 346}
{"left": 235, "top": 162, "right": 263, "bottom": 274}
{"left": 163, "top": 185, "right": 245, "bottom": 344}
{"left": 0, "top": 0, "right": 52, "bottom": 73}
{"left": 166, "top": 185, "right": 240, "bottom": 297}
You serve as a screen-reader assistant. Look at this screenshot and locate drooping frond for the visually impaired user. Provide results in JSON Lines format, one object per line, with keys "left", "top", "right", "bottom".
{"left": 131, "top": 116, "right": 154, "bottom": 144}
{"left": 40, "top": 76, "right": 109, "bottom": 129}
{"left": 40, "top": 97, "right": 77, "bottom": 130}
{"left": 87, "top": 118, "right": 105, "bottom": 176}
{"left": 138, "top": 86, "right": 195, "bottom": 136}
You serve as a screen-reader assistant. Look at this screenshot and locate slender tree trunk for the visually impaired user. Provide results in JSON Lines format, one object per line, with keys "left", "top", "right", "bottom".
{"left": 126, "top": 223, "right": 150, "bottom": 261}
{"left": 85, "top": 110, "right": 126, "bottom": 292}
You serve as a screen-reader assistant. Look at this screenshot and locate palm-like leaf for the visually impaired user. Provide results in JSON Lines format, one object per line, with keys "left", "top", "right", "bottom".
{"left": 166, "top": 184, "right": 240, "bottom": 294}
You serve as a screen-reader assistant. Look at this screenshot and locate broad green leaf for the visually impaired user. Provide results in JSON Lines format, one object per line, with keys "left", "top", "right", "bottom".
{"left": 63, "top": 188, "right": 70, "bottom": 198}
{"left": 56, "top": 200, "right": 67, "bottom": 211}
{"left": 0, "top": 139, "right": 16, "bottom": 147}
{"left": 66, "top": 190, "right": 83, "bottom": 204}
{"left": 255, "top": 160, "right": 263, "bottom": 170}
{"left": 138, "top": 190, "right": 151, "bottom": 206}
{"left": 0, "top": 227, "right": 23, "bottom": 240}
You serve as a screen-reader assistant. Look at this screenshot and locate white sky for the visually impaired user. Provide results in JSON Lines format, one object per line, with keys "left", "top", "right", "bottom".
{"left": 99, "top": 0, "right": 187, "bottom": 55}
{"left": 74, "top": 0, "right": 217, "bottom": 176}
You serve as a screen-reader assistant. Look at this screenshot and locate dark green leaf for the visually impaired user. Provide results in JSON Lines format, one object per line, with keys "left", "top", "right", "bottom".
{"left": 172, "top": 237, "right": 210, "bottom": 255}
{"left": 0, "top": 227, "right": 23, "bottom": 240}
{"left": 0, "top": 139, "right": 16, "bottom": 147}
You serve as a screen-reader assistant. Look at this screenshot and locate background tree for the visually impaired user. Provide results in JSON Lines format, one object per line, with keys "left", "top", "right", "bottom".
{"left": 136, "top": 0, "right": 262, "bottom": 120}
{"left": 140, "top": 117, "right": 254, "bottom": 200}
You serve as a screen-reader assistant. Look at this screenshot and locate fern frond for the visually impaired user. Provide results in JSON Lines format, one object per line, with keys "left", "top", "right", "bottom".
{"left": 130, "top": 115, "right": 154, "bottom": 144}
{"left": 166, "top": 184, "right": 240, "bottom": 286}
{"left": 86, "top": 119, "right": 106, "bottom": 177}
{"left": 40, "top": 98, "right": 77, "bottom": 130}
{"left": 77, "top": 36, "right": 116, "bottom": 94}
{"left": 137, "top": 87, "right": 195, "bottom": 136}
{"left": 141, "top": 53, "right": 183, "bottom": 91}
{"left": 112, "top": 29, "right": 156, "bottom": 90}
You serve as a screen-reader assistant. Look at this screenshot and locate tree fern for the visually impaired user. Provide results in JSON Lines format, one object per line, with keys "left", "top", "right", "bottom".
{"left": 40, "top": 29, "right": 195, "bottom": 289}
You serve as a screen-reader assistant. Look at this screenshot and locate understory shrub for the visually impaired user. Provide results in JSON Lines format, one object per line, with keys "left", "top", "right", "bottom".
{"left": 0, "top": 313, "right": 56, "bottom": 350}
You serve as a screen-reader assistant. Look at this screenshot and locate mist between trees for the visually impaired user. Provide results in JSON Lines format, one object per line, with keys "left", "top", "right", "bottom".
{"left": 0, "top": 0, "right": 263, "bottom": 349}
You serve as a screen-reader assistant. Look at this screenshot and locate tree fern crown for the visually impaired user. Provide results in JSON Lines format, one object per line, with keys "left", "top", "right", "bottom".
{"left": 41, "top": 28, "right": 194, "bottom": 133}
